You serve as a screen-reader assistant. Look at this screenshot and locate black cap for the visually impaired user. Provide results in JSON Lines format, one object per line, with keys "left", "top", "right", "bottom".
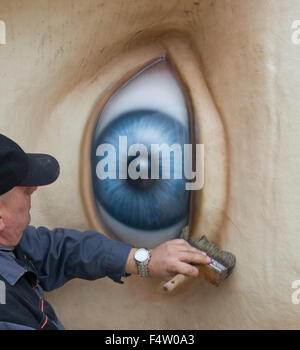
{"left": 0, "top": 134, "right": 60, "bottom": 195}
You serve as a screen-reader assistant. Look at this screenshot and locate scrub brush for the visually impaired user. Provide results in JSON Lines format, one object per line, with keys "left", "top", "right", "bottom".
{"left": 163, "top": 226, "right": 236, "bottom": 292}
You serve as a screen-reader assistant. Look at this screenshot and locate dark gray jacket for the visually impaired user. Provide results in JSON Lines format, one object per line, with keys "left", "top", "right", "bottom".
{"left": 0, "top": 225, "right": 133, "bottom": 330}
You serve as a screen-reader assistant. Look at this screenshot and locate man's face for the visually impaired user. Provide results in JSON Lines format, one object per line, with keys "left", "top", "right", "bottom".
{"left": 0, "top": 186, "right": 37, "bottom": 246}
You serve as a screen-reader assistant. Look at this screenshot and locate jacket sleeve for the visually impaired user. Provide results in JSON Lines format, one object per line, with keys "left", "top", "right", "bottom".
{"left": 18, "top": 225, "right": 134, "bottom": 291}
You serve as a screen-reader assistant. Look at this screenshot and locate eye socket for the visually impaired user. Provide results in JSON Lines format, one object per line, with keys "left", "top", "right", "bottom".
{"left": 89, "top": 58, "right": 192, "bottom": 248}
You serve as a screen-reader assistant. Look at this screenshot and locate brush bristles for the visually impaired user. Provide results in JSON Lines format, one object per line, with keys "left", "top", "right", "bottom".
{"left": 179, "top": 226, "right": 236, "bottom": 279}
{"left": 189, "top": 235, "right": 236, "bottom": 274}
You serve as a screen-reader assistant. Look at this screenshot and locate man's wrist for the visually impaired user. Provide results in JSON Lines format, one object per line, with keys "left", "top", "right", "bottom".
{"left": 125, "top": 248, "right": 138, "bottom": 275}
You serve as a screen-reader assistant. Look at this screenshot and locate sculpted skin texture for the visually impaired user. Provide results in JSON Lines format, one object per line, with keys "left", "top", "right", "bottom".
{"left": 1, "top": 0, "right": 300, "bottom": 329}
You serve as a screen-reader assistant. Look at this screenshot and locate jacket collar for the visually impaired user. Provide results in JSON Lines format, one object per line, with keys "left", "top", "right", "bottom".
{"left": 0, "top": 250, "right": 26, "bottom": 286}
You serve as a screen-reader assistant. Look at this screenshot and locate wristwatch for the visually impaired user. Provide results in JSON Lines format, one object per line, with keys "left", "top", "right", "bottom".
{"left": 134, "top": 248, "right": 151, "bottom": 277}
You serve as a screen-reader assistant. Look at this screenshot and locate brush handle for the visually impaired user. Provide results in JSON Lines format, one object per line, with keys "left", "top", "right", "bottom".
{"left": 163, "top": 260, "right": 226, "bottom": 292}
{"left": 163, "top": 274, "right": 191, "bottom": 292}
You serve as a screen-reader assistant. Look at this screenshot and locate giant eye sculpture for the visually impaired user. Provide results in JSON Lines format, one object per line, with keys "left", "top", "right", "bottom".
{"left": 87, "top": 57, "right": 198, "bottom": 248}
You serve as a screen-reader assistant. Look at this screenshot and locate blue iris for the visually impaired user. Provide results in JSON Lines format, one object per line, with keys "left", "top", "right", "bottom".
{"left": 91, "top": 109, "right": 190, "bottom": 230}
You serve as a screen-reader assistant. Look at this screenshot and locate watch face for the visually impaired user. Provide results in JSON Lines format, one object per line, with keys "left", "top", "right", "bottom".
{"left": 135, "top": 248, "right": 149, "bottom": 263}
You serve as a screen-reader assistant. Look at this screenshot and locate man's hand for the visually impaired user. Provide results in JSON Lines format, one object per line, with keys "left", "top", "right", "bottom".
{"left": 125, "top": 239, "right": 211, "bottom": 281}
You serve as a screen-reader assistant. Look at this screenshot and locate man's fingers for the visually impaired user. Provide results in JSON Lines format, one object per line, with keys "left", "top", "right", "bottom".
{"left": 176, "top": 262, "right": 199, "bottom": 277}
{"left": 179, "top": 247, "right": 207, "bottom": 256}
{"left": 149, "top": 238, "right": 212, "bottom": 280}
{"left": 166, "top": 251, "right": 211, "bottom": 279}
{"left": 179, "top": 251, "right": 211, "bottom": 265}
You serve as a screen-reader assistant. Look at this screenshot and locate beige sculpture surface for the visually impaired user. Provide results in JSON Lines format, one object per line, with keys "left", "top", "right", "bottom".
{"left": 0, "top": 0, "right": 299, "bottom": 329}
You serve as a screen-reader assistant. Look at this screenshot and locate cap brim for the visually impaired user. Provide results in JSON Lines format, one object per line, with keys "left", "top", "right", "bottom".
{"left": 18, "top": 153, "right": 60, "bottom": 187}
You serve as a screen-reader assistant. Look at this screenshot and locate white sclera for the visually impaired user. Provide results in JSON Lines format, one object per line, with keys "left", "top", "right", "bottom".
{"left": 94, "top": 58, "right": 188, "bottom": 139}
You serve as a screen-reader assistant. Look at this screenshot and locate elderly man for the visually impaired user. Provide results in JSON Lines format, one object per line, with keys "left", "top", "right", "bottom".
{"left": 0, "top": 134, "right": 210, "bottom": 330}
